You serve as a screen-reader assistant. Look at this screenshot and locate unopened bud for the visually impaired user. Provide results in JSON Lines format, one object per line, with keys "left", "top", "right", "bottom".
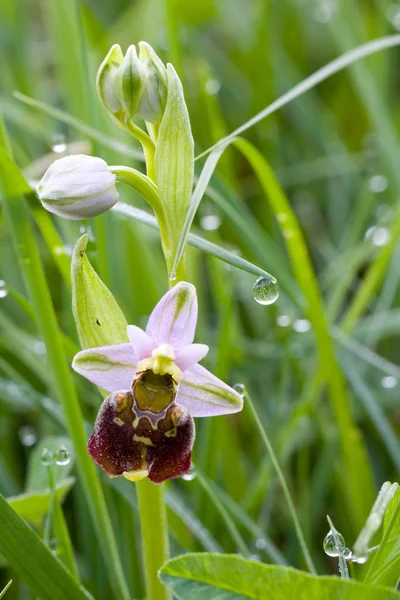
{"left": 96, "top": 45, "right": 124, "bottom": 124}
{"left": 37, "top": 154, "right": 119, "bottom": 220}
{"left": 136, "top": 42, "right": 167, "bottom": 123}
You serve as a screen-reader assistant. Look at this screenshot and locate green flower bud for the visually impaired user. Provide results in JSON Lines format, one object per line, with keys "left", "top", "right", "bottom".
{"left": 136, "top": 41, "right": 168, "bottom": 124}
{"left": 96, "top": 44, "right": 124, "bottom": 125}
{"left": 113, "top": 45, "right": 144, "bottom": 121}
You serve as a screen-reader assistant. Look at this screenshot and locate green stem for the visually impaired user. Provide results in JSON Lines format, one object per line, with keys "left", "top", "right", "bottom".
{"left": 136, "top": 479, "right": 171, "bottom": 600}
{"left": 127, "top": 121, "right": 156, "bottom": 181}
{"left": 244, "top": 386, "right": 317, "bottom": 575}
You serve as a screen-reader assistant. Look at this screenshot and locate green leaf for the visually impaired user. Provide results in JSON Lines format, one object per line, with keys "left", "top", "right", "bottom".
{"left": 71, "top": 234, "right": 128, "bottom": 349}
{"left": 159, "top": 553, "right": 400, "bottom": 600}
{"left": 369, "top": 537, "right": 400, "bottom": 588}
{"left": 7, "top": 477, "right": 75, "bottom": 527}
{"left": 154, "top": 64, "right": 194, "bottom": 273}
{"left": 0, "top": 494, "right": 93, "bottom": 600}
{"left": 384, "top": 489, "right": 400, "bottom": 536}
{"left": 0, "top": 146, "right": 31, "bottom": 197}
{"left": 26, "top": 436, "right": 74, "bottom": 492}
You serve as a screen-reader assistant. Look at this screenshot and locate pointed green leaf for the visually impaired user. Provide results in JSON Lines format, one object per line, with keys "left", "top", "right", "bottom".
{"left": 71, "top": 234, "right": 128, "bottom": 349}
{"left": 0, "top": 494, "right": 93, "bottom": 600}
{"left": 0, "top": 581, "right": 12, "bottom": 599}
{"left": 160, "top": 553, "right": 400, "bottom": 600}
{"left": 154, "top": 64, "right": 194, "bottom": 270}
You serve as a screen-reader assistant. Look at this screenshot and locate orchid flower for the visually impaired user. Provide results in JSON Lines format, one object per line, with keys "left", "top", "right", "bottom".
{"left": 72, "top": 282, "right": 243, "bottom": 484}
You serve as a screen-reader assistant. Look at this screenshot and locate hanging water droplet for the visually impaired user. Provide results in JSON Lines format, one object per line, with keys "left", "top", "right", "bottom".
{"left": 19, "top": 425, "right": 37, "bottom": 447}
{"left": 277, "top": 315, "right": 291, "bottom": 327}
{"left": 205, "top": 79, "right": 221, "bottom": 95}
{"left": 352, "top": 552, "right": 368, "bottom": 564}
{"left": 200, "top": 215, "right": 221, "bottom": 231}
{"left": 55, "top": 446, "right": 70, "bottom": 466}
{"left": 253, "top": 276, "right": 279, "bottom": 305}
{"left": 52, "top": 134, "right": 67, "bottom": 154}
{"left": 381, "top": 375, "right": 398, "bottom": 389}
{"left": 369, "top": 174, "right": 388, "bottom": 193}
{"left": 169, "top": 271, "right": 177, "bottom": 282}
{"left": 255, "top": 538, "right": 268, "bottom": 550}
{"left": 292, "top": 319, "right": 311, "bottom": 333}
{"left": 182, "top": 465, "right": 197, "bottom": 481}
{"left": 342, "top": 547, "right": 352, "bottom": 560}
{"left": 249, "top": 554, "right": 261, "bottom": 562}
{"left": 233, "top": 383, "right": 246, "bottom": 398}
{"left": 0, "top": 280, "right": 8, "bottom": 299}
{"left": 364, "top": 226, "right": 390, "bottom": 247}
{"left": 40, "top": 448, "right": 54, "bottom": 467}
{"left": 323, "top": 529, "right": 345, "bottom": 557}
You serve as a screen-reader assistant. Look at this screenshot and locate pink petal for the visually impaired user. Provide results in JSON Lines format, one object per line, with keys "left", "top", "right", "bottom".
{"left": 175, "top": 344, "right": 209, "bottom": 372}
{"left": 72, "top": 344, "right": 136, "bottom": 392}
{"left": 177, "top": 364, "right": 244, "bottom": 417}
{"left": 127, "top": 325, "right": 156, "bottom": 360}
{"left": 146, "top": 282, "right": 198, "bottom": 348}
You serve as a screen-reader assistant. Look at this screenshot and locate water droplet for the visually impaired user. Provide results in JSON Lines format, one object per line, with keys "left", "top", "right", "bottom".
{"left": 19, "top": 425, "right": 37, "bottom": 447}
{"left": 323, "top": 529, "right": 345, "bottom": 557}
{"left": 205, "top": 79, "right": 221, "bottom": 95}
{"left": 255, "top": 538, "right": 268, "bottom": 550}
{"left": 249, "top": 554, "right": 261, "bottom": 562}
{"left": 40, "top": 448, "right": 54, "bottom": 467}
{"left": 352, "top": 552, "right": 368, "bottom": 564}
{"left": 169, "top": 271, "right": 177, "bottom": 282}
{"left": 253, "top": 276, "right": 279, "bottom": 305}
{"left": 369, "top": 174, "right": 388, "bottom": 193}
{"left": 55, "top": 446, "right": 70, "bottom": 466}
{"left": 277, "top": 315, "right": 291, "bottom": 327}
{"left": 364, "top": 226, "right": 390, "bottom": 247}
{"left": 52, "top": 134, "right": 67, "bottom": 154}
{"left": 0, "top": 280, "right": 8, "bottom": 299}
{"left": 342, "top": 547, "right": 352, "bottom": 560}
{"left": 313, "top": 0, "right": 336, "bottom": 23}
{"left": 292, "top": 319, "right": 311, "bottom": 333}
{"left": 233, "top": 383, "right": 246, "bottom": 398}
{"left": 200, "top": 215, "right": 221, "bottom": 231}
{"left": 381, "top": 375, "right": 398, "bottom": 389}
{"left": 182, "top": 466, "right": 197, "bottom": 481}
{"left": 32, "top": 340, "right": 46, "bottom": 355}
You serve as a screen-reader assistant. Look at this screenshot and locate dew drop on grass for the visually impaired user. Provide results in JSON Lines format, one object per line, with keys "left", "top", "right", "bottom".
{"left": 182, "top": 466, "right": 197, "bottom": 481}
{"left": 52, "top": 134, "right": 67, "bottom": 154}
{"left": 55, "top": 446, "right": 70, "bottom": 466}
{"left": 253, "top": 276, "right": 279, "bottom": 305}
{"left": 342, "top": 547, "right": 352, "bottom": 560}
{"left": 40, "top": 448, "right": 54, "bottom": 466}
{"left": 0, "top": 280, "right": 8, "bottom": 299}
{"left": 19, "top": 425, "right": 37, "bottom": 447}
{"left": 200, "top": 215, "right": 221, "bottom": 231}
{"left": 255, "top": 538, "right": 268, "bottom": 550}
{"left": 323, "top": 529, "right": 345, "bottom": 557}
{"left": 233, "top": 383, "right": 246, "bottom": 398}
{"left": 169, "top": 272, "right": 177, "bottom": 282}
{"left": 381, "top": 375, "right": 397, "bottom": 389}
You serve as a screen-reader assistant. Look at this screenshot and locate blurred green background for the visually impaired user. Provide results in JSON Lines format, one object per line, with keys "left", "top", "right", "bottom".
{"left": 1, "top": 0, "right": 400, "bottom": 597}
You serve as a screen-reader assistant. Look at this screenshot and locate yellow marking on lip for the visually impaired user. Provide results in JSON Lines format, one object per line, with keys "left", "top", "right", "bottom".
{"left": 133, "top": 434, "right": 155, "bottom": 447}
{"left": 113, "top": 417, "right": 124, "bottom": 426}
{"left": 123, "top": 469, "right": 149, "bottom": 482}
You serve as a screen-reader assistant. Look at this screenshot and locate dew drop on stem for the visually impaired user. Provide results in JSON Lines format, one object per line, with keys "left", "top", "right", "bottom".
{"left": 253, "top": 276, "right": 279, "bottom": 305}
{"left": 323, "top": 529, "right": 345, "bottom": 557}
{"left": 55, "top": 446, "right": 70, "bottom": 466}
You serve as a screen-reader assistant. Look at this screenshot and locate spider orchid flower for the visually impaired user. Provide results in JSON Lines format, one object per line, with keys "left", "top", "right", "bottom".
{"left": 72, "top": 282, "right": 243, "bottom": 484}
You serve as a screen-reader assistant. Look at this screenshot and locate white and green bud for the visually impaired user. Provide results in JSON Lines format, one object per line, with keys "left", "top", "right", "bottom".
{"left": 96, "top": 42, "right": 168, "bottom": 126}
{"left": 136, "top": 42, "right": 168, "bottom": 124}
{"left": 96, "top": 44, "right": 124, "bottom": 125}
{"left": 113, "top": 45, "right": 144, "bottom": 121}
{"left": 37, "top": 154, "right": 119, "bottom": 220}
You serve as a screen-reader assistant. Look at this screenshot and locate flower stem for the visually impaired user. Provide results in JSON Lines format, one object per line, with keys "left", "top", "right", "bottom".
{"left": 136, "top": 479, "right": 171, "bottom": 600}
{"left": 243, "top": 386, "right": 317, "bottom": 575}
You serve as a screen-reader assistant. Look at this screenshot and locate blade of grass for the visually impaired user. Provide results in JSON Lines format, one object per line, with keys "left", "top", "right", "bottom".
{"left": 0, "top": 494, "right": 93, "bottom": 600}
{"left": 197, "top": 34, "right": 400, "bottom": 159}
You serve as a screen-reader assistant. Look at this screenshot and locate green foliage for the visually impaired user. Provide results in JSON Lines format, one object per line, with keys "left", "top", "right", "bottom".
{"left": 160, "top": 553, "right": 400, "bottom": 599}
